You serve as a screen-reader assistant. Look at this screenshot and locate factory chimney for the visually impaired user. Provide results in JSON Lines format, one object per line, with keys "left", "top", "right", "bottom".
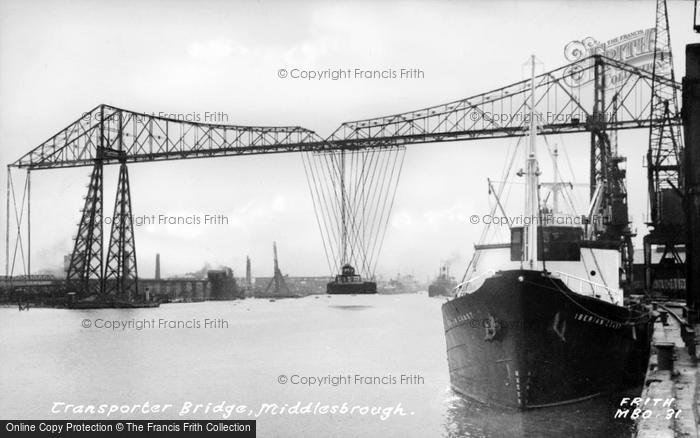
{"left": 155, "top": 253, "right": 161, "bottom": 280}
{"left": 245, "top": 256, "right": 252, "bottom": 289}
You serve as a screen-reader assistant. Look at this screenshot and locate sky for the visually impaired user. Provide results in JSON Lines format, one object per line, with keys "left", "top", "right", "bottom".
{"left": 0, "top": 0, "right": 697, "bottom": 282}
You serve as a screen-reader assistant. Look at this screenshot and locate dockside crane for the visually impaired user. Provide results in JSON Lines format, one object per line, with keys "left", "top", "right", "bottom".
{"left": 265, "top": 242, "right": 290, "bottom": 295}
{"left": 643, "top": 0, "right": 686, "bottom": 295}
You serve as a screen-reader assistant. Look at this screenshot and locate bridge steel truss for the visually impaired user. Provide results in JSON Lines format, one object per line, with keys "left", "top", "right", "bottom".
{"left": 6, "top": 105, "right": 326, "bottom": 299}
{"left": 5, "top": 54, "right": 683, "bottom": 299}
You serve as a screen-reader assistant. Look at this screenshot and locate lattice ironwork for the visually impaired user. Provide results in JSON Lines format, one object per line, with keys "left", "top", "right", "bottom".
{"left": 328, "top": 56, "right": 681, "bottom": 149}
{"left": 103, "top": 162, "right": 138, "bottom": 300}
{"left": 12, "top": 105, "right": 326, "bottom": 170}
{"left": 9, "top": 56, "right": 681, "bottom": 173}
{"left": 641, "top": 0, "right": 686, "bottom": 294}
{"left": 65, "top": 161, "right": 103, "bottom": 296}
{"left": 647, "top": 0, "right": 684, "bottom": 227}
{"left": 6, "top": 52, "right": 685, "bottom": 300}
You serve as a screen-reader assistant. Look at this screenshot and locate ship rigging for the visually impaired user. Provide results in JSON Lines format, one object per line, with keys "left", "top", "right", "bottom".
{"left": 442, "top": 55, "right": 652, "bottom": 409}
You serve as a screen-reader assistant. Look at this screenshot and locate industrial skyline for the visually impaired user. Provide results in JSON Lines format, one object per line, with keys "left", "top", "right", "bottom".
{"left": 0, "top": 0, "right": 696, "bottom": 281}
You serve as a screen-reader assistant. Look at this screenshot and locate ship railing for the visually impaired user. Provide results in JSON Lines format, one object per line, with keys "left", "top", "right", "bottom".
{"left": 550, "top": 271, "right": 617, "bottom": 304}
{"left": 455, "top": 269, "right": 495, "bottom": 297}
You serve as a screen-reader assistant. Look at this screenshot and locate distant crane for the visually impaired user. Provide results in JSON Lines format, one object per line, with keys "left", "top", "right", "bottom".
{"left": 265, "top": 242, "right": 289, "bottom": 294}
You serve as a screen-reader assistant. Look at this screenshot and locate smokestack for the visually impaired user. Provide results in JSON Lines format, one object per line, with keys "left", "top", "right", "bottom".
{"left": 245, "top": 256, "right": 252, "bottom": 288}
{"left": 64, "top": 254, "right": 71, "bottom": 277}
{"left": 155, "top": 253, "right": 161, "bottom": 280}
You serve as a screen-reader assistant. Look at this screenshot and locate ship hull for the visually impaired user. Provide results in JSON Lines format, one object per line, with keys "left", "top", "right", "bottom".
{"left": 441, "top": 270, "right": 651, "bottom": 409}
{"left": 327, "top": 281, "right": 377, "bottom": 294}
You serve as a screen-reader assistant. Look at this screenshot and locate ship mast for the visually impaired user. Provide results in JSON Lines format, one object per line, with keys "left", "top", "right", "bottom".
{"left": 525, "top": 55, "right": 540, "bottom": 268}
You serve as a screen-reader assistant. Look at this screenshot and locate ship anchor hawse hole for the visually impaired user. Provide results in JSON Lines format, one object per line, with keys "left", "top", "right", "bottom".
{"left": 484, "top": 314, "right": 501, "bottom": 341}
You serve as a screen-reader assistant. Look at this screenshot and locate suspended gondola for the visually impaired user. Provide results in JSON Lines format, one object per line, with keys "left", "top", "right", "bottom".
{"left": 302, "top": 146, "right": 405, "bottom": 294}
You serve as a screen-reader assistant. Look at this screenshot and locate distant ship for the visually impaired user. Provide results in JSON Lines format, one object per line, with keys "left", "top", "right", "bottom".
{"left": 327, "top": 264, "right": 377, "bottom": 294}
{"left": 441, "top": 57, "right": 651, "bottom": 409}
{"left": 379, "top": 274, "right": 421, "bottom": 294}
{"left": 428, "top": 264, "right": 457, "bottom": 297}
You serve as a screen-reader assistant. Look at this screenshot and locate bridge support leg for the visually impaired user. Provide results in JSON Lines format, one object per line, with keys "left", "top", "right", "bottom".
{"left": 103, "top": 161, "right": 138, "bottom": 301}
{"left": 66, "top": 160, "right": 104, "bottom": 296}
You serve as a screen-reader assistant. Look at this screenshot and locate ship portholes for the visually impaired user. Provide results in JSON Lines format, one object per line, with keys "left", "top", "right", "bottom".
{"left": 552, "top": 311, "right": 567, "bottom": 342}
{"left": 484, "top": 313, "right": 502, "bottom": 341}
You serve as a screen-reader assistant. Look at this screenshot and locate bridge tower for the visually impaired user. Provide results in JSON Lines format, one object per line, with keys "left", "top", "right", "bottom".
{"left": 65, "top": 106, "right": 140, "bottom": 301}
{"left": 65, "top": 160, "right": 104, "bottom": 297}
{"left": 103, "top": 161, "right": 139, "bottom": 300}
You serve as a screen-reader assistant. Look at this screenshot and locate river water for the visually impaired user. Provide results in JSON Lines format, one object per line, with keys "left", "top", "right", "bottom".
{"left": 0, "top": 293, "right": 635, "bottom": 437}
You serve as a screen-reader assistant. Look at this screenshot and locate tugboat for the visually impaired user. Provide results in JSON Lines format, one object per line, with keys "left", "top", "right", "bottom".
{"left": 428, "top": 264, "right": 457, "bottom": 297}
{"left": 441, "top": 56, "right": 651, "bottom": 409}
{"left": 327, "top": 264, "right": 377, "bottom": 294}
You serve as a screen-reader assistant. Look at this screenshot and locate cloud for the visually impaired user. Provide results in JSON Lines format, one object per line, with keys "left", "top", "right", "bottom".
{"left": 422, "top": 203, "right": 470, "bottom": 228}
{"left": 187, "top": 39, "right": 247, "bottom": 60}
{"left": 390, "top": 210, "right": 413, "bottom": 228}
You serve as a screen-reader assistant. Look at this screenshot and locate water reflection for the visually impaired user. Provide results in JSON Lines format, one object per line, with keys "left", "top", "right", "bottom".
{"left": 442, "top": 388, "right": 637, "bottom": 438}
{"left": 329, "top": 305, "right": 374, "bottom": 311}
